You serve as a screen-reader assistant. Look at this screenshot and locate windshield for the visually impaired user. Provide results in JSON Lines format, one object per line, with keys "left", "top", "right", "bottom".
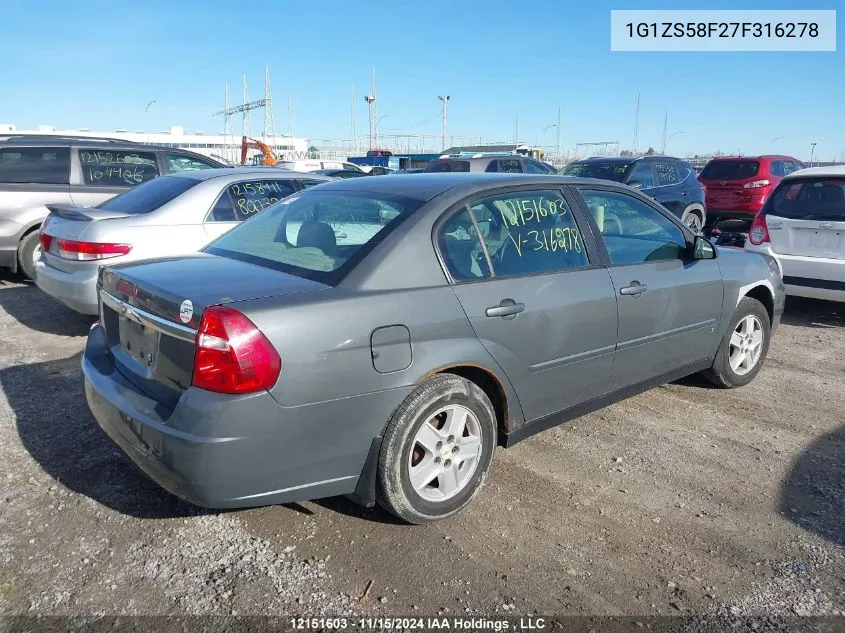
{"left": 98, "top": 175, "right": 200, "bottom": 214}
{"left": 204, "top": 190, "right": 422, "bottom": 284}
{"left": 700, "top": 160, "right": 760, "bottom": 181}
{"left": 765, "top": 178, "right": 845, "bottom": 221}
{"left": 561, "top": 162, "right": 628, "bottom": 182}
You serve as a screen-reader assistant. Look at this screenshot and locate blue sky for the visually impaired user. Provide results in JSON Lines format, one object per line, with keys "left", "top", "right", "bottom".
{"left": 1, "top": 0, "right": 842, "bottom": 160}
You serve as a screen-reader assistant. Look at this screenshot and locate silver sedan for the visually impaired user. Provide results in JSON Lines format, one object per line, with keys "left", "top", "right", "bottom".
{"left": 34, "top": 168, "right": 331, "bottom": 314}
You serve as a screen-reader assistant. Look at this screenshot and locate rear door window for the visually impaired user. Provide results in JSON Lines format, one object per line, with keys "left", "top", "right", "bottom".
{"left": 97, "top": 175, "right": 199, "bottom": 214}
{"left": 226, "top": 179, "right": 296, "bottom": 220}
{"left": 468, "top": 189, "right": 589, "bottom": 277}
{"left": 79, "top": 149, "right": 159, "bottom": 186}
{"left": 486, "top": 159, "right": 523, "bottom": 173}
{"left": 654, "top": 162, "right": 681, "bottom": 186}
{"left": 700, "top": 160, "right": 760, "bottom": 181}
{"left": 0, "top": 147, "right": 70, "bottom": 184}
{"left": 770, "top": 161, "right": 785, "bottom": 177}
{"left": 765, "top": 178, "right": 845, "bottom": 220}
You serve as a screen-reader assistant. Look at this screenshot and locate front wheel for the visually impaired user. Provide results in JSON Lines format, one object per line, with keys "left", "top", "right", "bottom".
{"left": 376, "top": 374, "right": 497, "bottom": 524}
{"left": 704, "top": 296, "right": 771, "bottom": 388}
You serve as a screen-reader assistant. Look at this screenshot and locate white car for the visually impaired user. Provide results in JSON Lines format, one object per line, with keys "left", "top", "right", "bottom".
{"left": 745, "top": 165, "right": 845, "bottom": 302}
{"left": 34, "top": 168, "right": 331, "bottom": 315}
{"left": 277, "top": 159, "right": 363, "bottom": 172}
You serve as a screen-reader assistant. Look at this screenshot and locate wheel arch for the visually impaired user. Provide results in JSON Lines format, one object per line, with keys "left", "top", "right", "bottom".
{"left": 741, "top": 283, "right": 775, "bottom": 324}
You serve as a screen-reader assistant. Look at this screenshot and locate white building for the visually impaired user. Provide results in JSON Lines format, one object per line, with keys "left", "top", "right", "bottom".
{"left": 0, "top": 124, "right": 311, "bottom": 165}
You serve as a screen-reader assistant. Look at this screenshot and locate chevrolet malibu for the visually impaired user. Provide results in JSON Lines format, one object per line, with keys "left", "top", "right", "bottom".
{"left": 82, "top": 174, "right": 784, "bottom": 523}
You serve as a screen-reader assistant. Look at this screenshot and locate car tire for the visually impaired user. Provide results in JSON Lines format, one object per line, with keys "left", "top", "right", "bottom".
{"left": 17, "top": 230, "right": 40, "bottom": 281}
{"left": 376, "top": 374, "right": 497, "bottom": 524}
{"left": 704, "top": 296, "right": 771, "bottom": 388}
{"left": 681, "top": 206, "right": 705, "bottom": 233}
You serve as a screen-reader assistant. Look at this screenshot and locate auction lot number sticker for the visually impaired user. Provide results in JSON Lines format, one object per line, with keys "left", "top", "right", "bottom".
{"left": 611, "top": 10, "right": 836, "bottom": 51}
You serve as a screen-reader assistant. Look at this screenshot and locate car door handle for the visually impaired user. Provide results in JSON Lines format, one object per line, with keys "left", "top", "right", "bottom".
{"left": 486, "top": 300, "right": 525, "bottom": 318}
{"left": 620, "top": 282, "right": 647, "bottom": 296}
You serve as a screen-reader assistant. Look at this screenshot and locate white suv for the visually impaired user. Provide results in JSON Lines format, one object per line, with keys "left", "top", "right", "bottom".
{"left": 745, "top": 165, "right": 845, "bottom": 302}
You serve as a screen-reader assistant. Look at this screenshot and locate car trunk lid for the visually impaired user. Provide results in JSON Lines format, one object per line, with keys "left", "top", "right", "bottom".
{"left": 98, "top": 253, "right": 329, "bottom": 408}
{"left": 40, "top": 204, "right": 134, "bottom": 272}
{"left": 764, "top": 178, "right": 845, "bottom": 259}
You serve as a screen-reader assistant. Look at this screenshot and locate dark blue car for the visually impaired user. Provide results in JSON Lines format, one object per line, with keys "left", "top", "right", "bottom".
{"left": 562, "top": 156, "right": 706, "bottom": 232}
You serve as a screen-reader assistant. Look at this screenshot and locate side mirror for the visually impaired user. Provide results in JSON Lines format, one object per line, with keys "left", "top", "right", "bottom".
{"left": 692, "top": 235, "right": 716, "bottom": 260}
{"left": 628, "top": 180, "right": 643, "bottom": 190}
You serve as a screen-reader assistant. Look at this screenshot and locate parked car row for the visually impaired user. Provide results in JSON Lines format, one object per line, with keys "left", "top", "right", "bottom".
{"left": 0, "top": 136, "right": 224, "bottom": 279}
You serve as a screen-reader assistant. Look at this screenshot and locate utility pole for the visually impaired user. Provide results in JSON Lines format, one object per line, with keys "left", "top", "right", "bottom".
{"left": 514, "top": 108, "right": 520, "bottom": 147}
{"left": 438, "top": 95, "right": 450, "bottom": 151}
{"left": 810, "top": 142, "right": 817, "bottom": 166}
{"left": 263, "top": 66, "right": 275, "bottom": 144}
{"left": 632, "top": 92, "right": 640, "bottom": 154}
{"left": 661, "top": 107, "right": 668, "bottom": 155}
{"left": 364, "top": 69, "right": 377, "bottom": 150}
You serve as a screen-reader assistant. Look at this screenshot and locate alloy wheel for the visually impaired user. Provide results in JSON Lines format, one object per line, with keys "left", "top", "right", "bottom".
{"left": 729, "top": 315, "right": 764, "bottom": 376}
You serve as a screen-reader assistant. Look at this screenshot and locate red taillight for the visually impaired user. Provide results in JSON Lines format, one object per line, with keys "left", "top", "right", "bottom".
{"left": 39, "top": 216, "right": 52, "bottom": 251}
{"left": 748, "top": 213, "right": 770, "bottom": 245}
{"left": 743, "top": 179, "right": 770, "bottom": 189}
{"left": 192, "top": 306, "right": 281, "bottom": 395}
{"left": 53, "top": 239, "right": 132, "bottom": 261}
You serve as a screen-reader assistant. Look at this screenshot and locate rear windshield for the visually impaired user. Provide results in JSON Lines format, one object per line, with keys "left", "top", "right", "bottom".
{"left": 424, "top": 160, "right": 470, "bottom": 173}
{"left": 97, "top": 175, "right": 200, "bottom": 214}
{"left": 0, "top": 147, "right": 70, "bottom": 184}
{"left": 204, "top": 190, "right": 422, "bottom": 284}
{"left": 560, "top": 162, "right": 628, "bottom": 182}
{"left": 700, "top": 160, "right": 760, "bottom": 181}
{"left": 765, "top": 178, "right": 845, "bottom": 221}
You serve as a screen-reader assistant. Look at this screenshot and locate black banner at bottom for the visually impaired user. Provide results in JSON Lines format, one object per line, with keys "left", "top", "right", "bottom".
{"left": 1, "top": 616, "right": 843, "bottom": 633}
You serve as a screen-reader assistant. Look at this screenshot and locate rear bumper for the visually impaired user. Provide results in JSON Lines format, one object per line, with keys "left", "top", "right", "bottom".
{"left": 34, "top": 256, "right": 100, "bottom": 314}
{"left": 745, "top": 243, "right": 845, "bottom": 303}
{"left": 82, "top": 323, "right": 408, "bottom": 508}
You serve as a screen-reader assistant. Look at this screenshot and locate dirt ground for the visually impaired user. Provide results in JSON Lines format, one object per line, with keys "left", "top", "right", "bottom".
{"left": 0, "top": 273, "right": 842, "bottom": 623}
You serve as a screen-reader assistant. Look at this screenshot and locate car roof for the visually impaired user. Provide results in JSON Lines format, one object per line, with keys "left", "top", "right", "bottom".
{"left": 0, "top": 135, "right": 154, "bottom": 149}
{"left": 572, "top": 155, "right": 682, "bottom": 164}
{"left": 783, "top": 164, "right": 845, "bottom": 180}
{"left": 302, "top": 173, "right": 615, "bottom": 202}
{"left": 166, "top": 167, "right": 333, "bottom": 183}
{"left": 707, "top": 155, "right": 795, "bottom": 161}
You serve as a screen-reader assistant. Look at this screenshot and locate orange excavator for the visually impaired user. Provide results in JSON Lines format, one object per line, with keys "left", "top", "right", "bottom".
{"left": 240, "top": 136, "right": 278, "bottom": 166}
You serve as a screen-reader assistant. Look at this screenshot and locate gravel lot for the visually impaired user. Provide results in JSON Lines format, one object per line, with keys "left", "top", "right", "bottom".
{"left": 1, "top": 273, "right": 842, "bottom": 623}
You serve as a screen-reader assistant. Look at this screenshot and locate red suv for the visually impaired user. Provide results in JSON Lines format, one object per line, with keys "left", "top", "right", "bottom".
{"left": 699, "top": 155, "right": 805, "bottom": 225}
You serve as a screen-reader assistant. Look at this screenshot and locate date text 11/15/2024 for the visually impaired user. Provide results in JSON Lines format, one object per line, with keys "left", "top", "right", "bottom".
{"left": 289, "top": 617, "right": 548, "bottom": 630}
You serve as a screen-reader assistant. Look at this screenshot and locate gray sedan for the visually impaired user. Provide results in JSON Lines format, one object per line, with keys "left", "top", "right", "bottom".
{"left": 35, "top": 168, "right": 331, "bottom": 314}
{"left": 82, "top": 174, "right": 784, "bottom": 523}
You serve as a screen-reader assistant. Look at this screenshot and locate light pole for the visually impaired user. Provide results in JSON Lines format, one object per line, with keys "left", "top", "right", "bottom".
{"left": 144, "top": 99, "right": 157, "bottom": 145}
{"left": 809, "top": 142, "right": 817, "bottom": 166}
{"left": 376, "top": 115, "right": 387, "bottom": 148}
{"left": 770, "top": 136, "right": 785, "bottom": 153}
{"left": 438, "top": 95, "right": 450, "bottom": 151}
{"left": 666, "top": 130, "right": 683, "bottom": 154}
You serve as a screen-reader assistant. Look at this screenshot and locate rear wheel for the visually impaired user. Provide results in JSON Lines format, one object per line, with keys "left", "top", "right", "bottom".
{"left": 681, "top": 207, "right": 704, "bottom": 233}
{"left": 17, "top": 230, "right": 40, "bottom": 281}
{"left": 704, "top": 296, "right": 770, "bottom": 388}
{"left": 376, "top": 374, "right": 497, "bottom": 524}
